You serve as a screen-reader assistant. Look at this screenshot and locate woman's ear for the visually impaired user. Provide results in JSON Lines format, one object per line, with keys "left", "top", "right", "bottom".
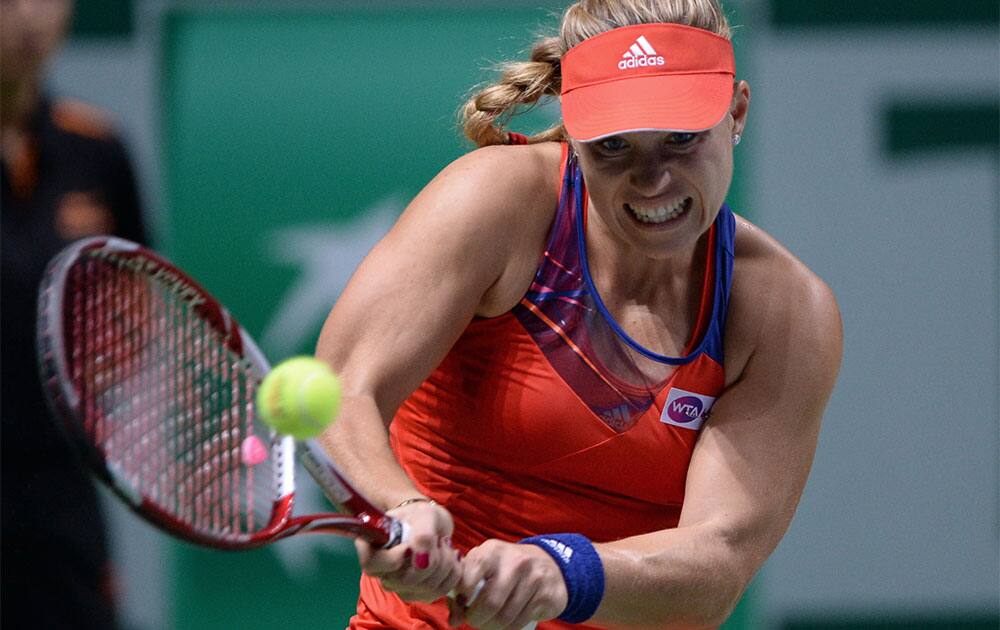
{"left": 730, "top": 80, "right": 751, "bottom": 135}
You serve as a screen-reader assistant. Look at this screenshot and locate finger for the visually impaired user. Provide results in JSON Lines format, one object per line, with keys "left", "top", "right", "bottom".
{"left": 385, "top": 541, "right": 461, "bottom": 598}
{"left": 403, "top": 517, "right": 447, "bottom": 564}
{"left": 354, "top": 538, "right": 374, "bottom": 566}
{"left": 465, "top": 577, "right": 486, "bottom": 607}
{"left": 362, "top": 544, "right": 413, "bottom": 575}
{"left": 409, "top": 548, "right": 461, "bottom": 602}
{"left": 489, "top": 577, "right": 537, "bottom": 630}
{"left": 376, "top": 552, "right": 415, "bottom": 595}
{"left": 465, "top": 576, "right": 517, "bottom": 629}
{"left": 409, "top": 532, "right": 453, "bottom": 576}
{"left": 355, "top": 541, "right": 413, "bottom": 577}
{"left": 454, "top": 547, "right": 488, "bottom": 603}
{"left": 446, "top": 576, "right": 484, "bottom": 628}
{"left": 429, "top": 549, "right": 463, "bottom": 596}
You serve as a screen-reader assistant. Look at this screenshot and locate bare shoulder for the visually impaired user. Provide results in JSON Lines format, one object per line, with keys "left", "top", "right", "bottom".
{"left": 445, "top": 141, "right": 563, "bottom": 188}
{"left": 388, "top": 141, "right": 563, "bottom": 316}
{"left": 427, "top": 142, "right": 563, "bottom": 315}
{"left": 398, "top": 141, "right": 560, "bottom": 232}
{"left": 724, "top": 215, "right": 843, "bottom": 383}
{"left": 319, "top": 142, "right": 563, "bottom": 396}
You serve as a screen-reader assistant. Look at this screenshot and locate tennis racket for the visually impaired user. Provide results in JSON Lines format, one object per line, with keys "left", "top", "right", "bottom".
{"left": 37, "top": 236, "right": 536, "bottom": 629}
{"left": 35, "top": 235, "right": 402, "bottom": 550}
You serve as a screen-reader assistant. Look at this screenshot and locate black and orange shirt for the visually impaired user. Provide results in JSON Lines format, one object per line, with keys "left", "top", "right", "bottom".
{"left": 1, "top": 98, "right": 146, "bottom": 606}
{"left": 2, "top": 97, "right": 146, "bottom": 424}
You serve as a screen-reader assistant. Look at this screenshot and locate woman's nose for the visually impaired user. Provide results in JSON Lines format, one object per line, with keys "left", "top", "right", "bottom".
{"left": 629, "top": 162, "right": 672, "bottom": 197}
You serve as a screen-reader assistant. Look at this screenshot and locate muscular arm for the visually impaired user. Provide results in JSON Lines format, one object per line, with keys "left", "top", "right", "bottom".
{"left": 312, "top": 143, "right": 558, "bottom": 597}
{"left": 315, "top": 144, "right": 555, "bottom": 509}
{"left": 591, "top": 255, "right": 843, "bottom": 628}
{"left": 314, "top": 172, "right": 493, "bottom": 511}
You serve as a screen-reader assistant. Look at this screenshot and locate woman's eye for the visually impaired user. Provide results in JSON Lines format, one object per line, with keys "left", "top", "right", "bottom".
{"left": 667, "top": 132, "right": 698, "bottom": 145}
{"left": 598, "top": 137, "right": 628, "bottom": 152}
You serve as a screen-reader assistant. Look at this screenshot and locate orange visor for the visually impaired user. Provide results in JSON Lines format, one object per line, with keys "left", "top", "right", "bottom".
{"left": 560, "top": 23, "right": 736, "bottom": 141}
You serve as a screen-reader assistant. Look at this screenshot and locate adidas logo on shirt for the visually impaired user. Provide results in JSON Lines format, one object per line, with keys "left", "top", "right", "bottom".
{"left": 618, "top": 35, "right": 665, "bottom": 70}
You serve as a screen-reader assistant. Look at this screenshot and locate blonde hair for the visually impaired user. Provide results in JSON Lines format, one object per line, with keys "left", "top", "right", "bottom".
{"left": 461, "top": 0, "right": 732, "bottom": 147}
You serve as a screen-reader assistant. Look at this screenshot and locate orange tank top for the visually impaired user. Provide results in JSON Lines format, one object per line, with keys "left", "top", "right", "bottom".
{"left": 353, "top": 145, "right": 736, "bottom": 629}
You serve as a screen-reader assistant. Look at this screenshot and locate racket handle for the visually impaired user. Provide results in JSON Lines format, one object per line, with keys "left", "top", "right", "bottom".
{"left": 298, "top": 440, "right": 365, "bottom": 510}
{"left": 463, "top": 578, "right": 486, "bottom": 606}
{"left": 386, "top": 518, "right": 408, "bottom": 549}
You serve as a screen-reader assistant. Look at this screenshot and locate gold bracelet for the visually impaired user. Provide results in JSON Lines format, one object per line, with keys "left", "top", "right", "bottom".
{"left": 391, "top": 497, "right": 437, "bottom": 510}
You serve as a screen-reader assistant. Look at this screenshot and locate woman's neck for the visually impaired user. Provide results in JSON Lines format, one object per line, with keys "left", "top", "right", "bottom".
{"left": 584, "top": 204, "right": 710, "bottom": 307}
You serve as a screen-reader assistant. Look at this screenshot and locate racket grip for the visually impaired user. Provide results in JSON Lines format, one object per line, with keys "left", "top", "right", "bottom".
{"left": 384, "top": 518, "right": 407, "bottom": 549}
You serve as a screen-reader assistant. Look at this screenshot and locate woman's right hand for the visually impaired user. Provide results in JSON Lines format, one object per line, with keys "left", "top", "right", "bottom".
{"left": 355, "top": 499, "right": 462, "bottom": 603}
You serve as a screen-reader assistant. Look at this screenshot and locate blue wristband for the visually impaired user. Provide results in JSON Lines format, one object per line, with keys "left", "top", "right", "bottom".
{"left": 518, "top": 533, "right": 605, "bottom": 623}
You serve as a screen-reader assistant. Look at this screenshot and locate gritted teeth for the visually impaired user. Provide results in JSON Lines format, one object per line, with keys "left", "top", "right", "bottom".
{"left": 625, "top": 197, "right": 691, "bottom": 224}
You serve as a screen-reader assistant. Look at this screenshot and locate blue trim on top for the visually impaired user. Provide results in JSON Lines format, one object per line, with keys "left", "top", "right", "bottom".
{"left": 526, "top": 289, "right": 590, "bottom": 302}
{"left": 571, "top": 154, "right": 733, "bottom": 366}
{"left": 702, "top": 208, "right": 734, "bottom": 364}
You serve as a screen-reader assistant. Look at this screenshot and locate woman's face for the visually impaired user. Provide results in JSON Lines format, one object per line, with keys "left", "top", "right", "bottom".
{"left": 572, "top": 81, "right": 749, "bottom": 259}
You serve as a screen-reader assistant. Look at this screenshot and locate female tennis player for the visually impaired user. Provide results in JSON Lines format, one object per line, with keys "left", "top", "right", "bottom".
{"left": 316, "top": 1, "right": 842, "bottom": 628}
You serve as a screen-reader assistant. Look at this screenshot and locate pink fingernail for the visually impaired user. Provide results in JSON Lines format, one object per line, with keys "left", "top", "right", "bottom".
{"left": 403, "top": 548, "right": 413, "bottom": 560}
{"left": 414, "top": 552, "right": 429, "bottom": 569}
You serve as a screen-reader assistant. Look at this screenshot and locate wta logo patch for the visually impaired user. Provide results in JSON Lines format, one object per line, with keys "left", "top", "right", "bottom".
{"left": 660, "top": 387, "right": 716, "bottom": 430}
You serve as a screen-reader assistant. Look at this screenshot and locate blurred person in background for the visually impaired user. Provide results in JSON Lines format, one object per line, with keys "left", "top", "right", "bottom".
{"left": 1, "top": 0, "right": 147, "bottom": 627}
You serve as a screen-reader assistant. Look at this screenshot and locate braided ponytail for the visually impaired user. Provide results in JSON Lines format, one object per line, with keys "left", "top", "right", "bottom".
{"left": 461, "top": 36, "right": 567, "bottom": 147}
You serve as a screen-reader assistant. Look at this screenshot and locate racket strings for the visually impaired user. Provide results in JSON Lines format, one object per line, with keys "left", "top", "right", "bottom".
{"left": 67, "top": 254, "right": 276, "bottom": 541}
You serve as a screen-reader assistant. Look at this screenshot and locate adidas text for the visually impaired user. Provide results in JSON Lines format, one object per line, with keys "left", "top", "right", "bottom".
{"left": 618, "top": 55, "right": 665, "bottom": 70}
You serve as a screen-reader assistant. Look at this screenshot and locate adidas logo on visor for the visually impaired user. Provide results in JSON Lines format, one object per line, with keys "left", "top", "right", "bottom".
{"left": 618, "top": 35, "right": 665, "bottom": 70}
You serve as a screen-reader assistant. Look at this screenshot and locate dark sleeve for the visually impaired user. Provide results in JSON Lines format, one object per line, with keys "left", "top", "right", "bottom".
{"left": 105, "top": 135, "right": 149, "bottom": 246}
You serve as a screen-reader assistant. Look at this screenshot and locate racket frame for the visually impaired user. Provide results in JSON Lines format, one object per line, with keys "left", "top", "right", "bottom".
{"left": 36, "top": 236, "right": 401, "bottom": 550}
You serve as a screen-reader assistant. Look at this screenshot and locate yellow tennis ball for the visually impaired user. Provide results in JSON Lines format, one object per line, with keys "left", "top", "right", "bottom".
{"left": 256, "top": 357, "right": 342, "bottom": 439}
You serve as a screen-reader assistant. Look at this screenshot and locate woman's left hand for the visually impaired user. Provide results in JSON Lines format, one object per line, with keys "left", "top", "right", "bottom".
{"left": 448, "top": 539, "right": 567, "bottom": 629}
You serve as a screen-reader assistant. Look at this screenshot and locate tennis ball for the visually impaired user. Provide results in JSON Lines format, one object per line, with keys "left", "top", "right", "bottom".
{"left": 256, "top": 357, "right": 342, "bottom": 439}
